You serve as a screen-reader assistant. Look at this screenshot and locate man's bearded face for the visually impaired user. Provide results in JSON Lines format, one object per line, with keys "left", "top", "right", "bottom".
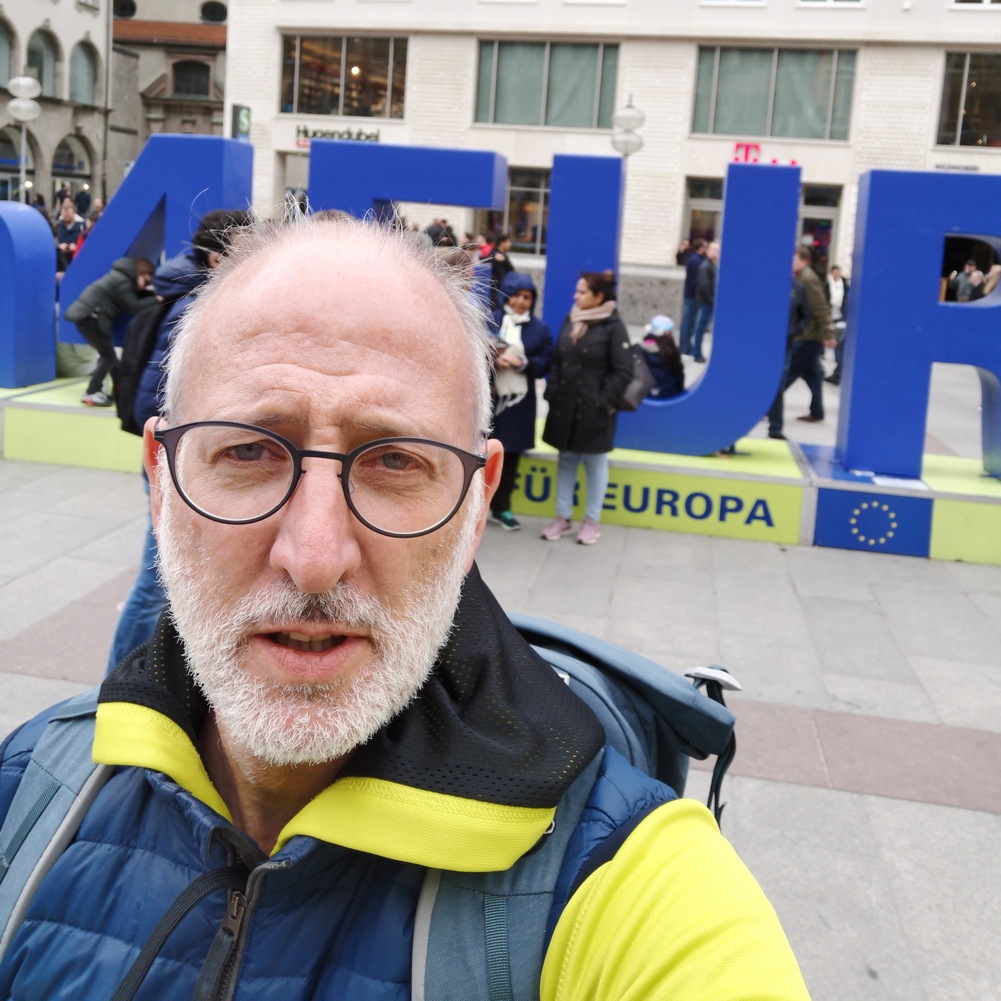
{"left": 156, "top": 474, "right": 480, "bottom": 767}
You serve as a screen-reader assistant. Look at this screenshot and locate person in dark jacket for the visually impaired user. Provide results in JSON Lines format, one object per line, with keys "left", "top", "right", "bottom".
{"left": 487, "top": 271, "right": 553, "bottom": 531}
{"left": 642, "top": 315, "right": 685, "bottom": 399}
{"left": 766, "top": 277, "right": 812, "bottom": 440}
{"left": 678, "top": 238, "right": 706, "bottom": 356}
{"left": 54, "top": 198, "right": 85, "bottom": 272}
{"left": 541, "top": 270, "right": 633, "bottom": 546}
{"left": 108, "top": 208, "right": 251, "bottom": 672}
{"left": 63, "top": 256, "right": 156, "bottom": 407}
{"left": 690, "top": 240, "right": 719, "bottom": 363}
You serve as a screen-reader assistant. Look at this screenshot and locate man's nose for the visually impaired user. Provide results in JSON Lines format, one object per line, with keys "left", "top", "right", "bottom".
{"left": 269, "top": 462, "right": 362, "bottom": 594}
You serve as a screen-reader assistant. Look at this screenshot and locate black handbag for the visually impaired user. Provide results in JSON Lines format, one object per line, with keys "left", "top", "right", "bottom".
{"left": 618, "top": 345, "right": 656, "bottom": 411}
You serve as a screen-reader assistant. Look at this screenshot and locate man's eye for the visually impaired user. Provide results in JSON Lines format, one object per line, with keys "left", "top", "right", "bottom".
{"left": 378, "top": 450, "right": 418, "bottom": 471}
{"left": 230, "top": 442, "right": 267, "bottom": 461}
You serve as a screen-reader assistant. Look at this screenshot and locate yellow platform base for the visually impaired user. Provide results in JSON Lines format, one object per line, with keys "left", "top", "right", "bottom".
{"left": 1, "top": 379, "right": 143, "bottom": 473}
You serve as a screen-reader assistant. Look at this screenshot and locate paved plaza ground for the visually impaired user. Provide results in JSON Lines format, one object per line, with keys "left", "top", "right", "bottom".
{"left": 1, "top": 359, "right": 999, "bottom": 999}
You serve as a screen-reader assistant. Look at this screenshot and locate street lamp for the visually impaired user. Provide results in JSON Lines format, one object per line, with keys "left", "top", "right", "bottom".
{"left": 611, "top": 96, "right": 645, "bottom": 157}
{"left": 6, "top": 76, "right": 42, "bottom": 204}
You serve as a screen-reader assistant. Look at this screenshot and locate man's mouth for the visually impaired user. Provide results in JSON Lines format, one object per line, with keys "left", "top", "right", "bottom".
{"left": 270, "top": 631, "right": 347, "bottom": 653}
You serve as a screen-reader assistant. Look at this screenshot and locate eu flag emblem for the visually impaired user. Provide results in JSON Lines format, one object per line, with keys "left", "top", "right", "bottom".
{"left": 814, "top": 489, "right": 932, "bottom": 557}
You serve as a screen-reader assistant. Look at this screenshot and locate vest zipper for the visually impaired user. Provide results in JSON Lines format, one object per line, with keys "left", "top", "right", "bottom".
{"left": 206, "top": 860, "right": 290, "bottom": 1001}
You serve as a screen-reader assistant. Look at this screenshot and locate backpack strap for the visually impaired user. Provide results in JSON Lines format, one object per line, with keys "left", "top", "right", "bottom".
{"left": 414, "top": 753, "right": 602, "bottom": 1000}
{"left": 0, "top": 688, "right": 112, "bottom": 960}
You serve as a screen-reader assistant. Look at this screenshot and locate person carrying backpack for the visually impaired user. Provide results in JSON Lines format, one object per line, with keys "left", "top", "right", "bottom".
{"left": 106, "top": 209, "right": 252, "bottom": 670}
{"left": 0, "top": 219, "right": 808, "bottom": 1001}
{"left": 63, "top": 257, "right": 156, "bottom": 407}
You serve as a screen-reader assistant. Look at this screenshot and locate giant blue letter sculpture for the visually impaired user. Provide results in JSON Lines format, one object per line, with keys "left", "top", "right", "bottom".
{"left": 0, "top": 202, "right": 56, "bottom": 387}
{"left": 837, "top": 170, "right": 1001, "bottom": 480}
{"left": 307, "top": 140, "right": 507, "bottom": 225}
{"left": 58, "top": 135, "right": 253, "bottom": 345}
{"left": 615, "top": 163, "right": 801, "bottom": 456}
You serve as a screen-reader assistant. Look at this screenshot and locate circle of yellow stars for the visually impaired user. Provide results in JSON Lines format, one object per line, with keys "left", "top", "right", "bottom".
{"left": 849, "top": 502, "right": 898, "bottom": 546}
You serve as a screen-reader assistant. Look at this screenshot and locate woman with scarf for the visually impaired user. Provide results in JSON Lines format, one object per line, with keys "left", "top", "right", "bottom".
{"left": 488, "top": 272, "right": 553, "bottom": 531}
{"left": 541, "top": 270, "right": 633, "bottom": 546}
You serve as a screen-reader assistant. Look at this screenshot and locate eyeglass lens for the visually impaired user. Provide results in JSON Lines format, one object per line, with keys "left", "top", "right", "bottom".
{"left": 171, "top": 424, "right": 470, "bottom": 534}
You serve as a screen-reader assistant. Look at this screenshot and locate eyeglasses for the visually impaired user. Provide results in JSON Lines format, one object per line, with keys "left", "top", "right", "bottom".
{"left": 153, "top": 420, "right": 487, "bottom": 538}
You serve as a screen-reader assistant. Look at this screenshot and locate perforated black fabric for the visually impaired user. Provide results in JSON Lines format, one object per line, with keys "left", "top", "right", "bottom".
{"left": 344, "top": 565, "right": 605, "bottom": 808}
{"left": 99, "top": 565, "right": 604, "bottom": 810}
{"left": 99, "top": 612, "right": 208, "bottom": 745}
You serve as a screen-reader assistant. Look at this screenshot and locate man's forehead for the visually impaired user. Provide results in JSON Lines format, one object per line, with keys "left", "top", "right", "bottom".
{"left": 199, "top": 230, "right": 457, "bottom": 344}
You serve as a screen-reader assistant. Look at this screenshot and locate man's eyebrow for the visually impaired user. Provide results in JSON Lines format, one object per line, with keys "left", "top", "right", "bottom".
{"left": 242, "top": 412, "right": 434, "bottom": 441}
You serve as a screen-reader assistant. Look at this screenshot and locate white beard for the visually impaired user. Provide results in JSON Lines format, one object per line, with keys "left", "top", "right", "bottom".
{"left": 155, "top": 476, "right": 481, "bottom": 767}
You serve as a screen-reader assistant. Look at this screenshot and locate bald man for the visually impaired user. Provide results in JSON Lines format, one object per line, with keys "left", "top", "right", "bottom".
{"left": 0, "top": 218, "right": 808, "bottom": 1000}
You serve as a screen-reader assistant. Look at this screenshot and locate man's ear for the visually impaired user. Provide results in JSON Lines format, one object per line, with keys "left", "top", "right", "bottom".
{"left": 142, "top": 417, "right": 165, "bottom": 532}
{"left": 463, "top": 438, "right": 505, "bottom": 574}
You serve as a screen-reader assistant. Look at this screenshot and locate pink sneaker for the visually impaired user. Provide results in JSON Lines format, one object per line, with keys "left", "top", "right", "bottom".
{"left": 576, "top": 518, "right": 601, "bottom": 546}
{"left": 541, "top": 516, "right": 573, "bottom": 541}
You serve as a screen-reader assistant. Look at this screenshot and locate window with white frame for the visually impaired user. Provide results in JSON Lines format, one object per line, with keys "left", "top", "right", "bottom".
{"left": 475, "top": 40, "right": 618, "bottom": 128}
{"left": 937, "top": 52, "right": 1001, "bottom": 146}
{"left": 693, "top": 47, "right": 855, "bottom": 140}
{"left": 280, "top": 35, "right": 407, "bottom": 119}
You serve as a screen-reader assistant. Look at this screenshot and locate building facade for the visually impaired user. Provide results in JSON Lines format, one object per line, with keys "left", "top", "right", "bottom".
{"left": 224, "top": 0, "right": 1001, "bottom": 277}
{"left": 112, "top": 0, "right": 227, "bottom": 140}
{"left": 0, "top": 0, "right": 113, "bottom": 208}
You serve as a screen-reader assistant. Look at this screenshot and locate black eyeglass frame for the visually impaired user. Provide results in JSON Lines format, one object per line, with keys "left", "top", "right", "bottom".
{"left": 153, "top": 419, "right": 488, "bottom": 538}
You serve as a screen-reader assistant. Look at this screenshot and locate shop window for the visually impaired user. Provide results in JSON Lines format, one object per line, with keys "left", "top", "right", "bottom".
{"left": 475, "top": 41, "right": 618, "bottom": 129}
{"left": 280, "top": 35, "right": 406, "bottom": 119}
{"left": 693, "top": 46, "right": 855, "bottom": 141}
{"left": 174, "top": 61, "right": 211, "bottom": 97}
{"left": 70, "top": 43, "right": 97, "bottom": 105}
{"left": 0, "top": 22, "right": 11, "bottom": 86}
{"left": 937, "top": 52, "right": 1001, "bottom": 147}
{"left": 27, "top": 30, "right": 58, "bottom": 98}
{"left": 476, "top": 167, "right": 551, "bottom": 256}
{"left": 683, "top": 177, "right": 723, "bottom": 244}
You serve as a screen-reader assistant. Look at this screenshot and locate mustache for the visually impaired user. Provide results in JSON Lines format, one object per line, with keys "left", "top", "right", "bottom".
{"left": 230, "top": 578, "right": 395, "bottom": 634}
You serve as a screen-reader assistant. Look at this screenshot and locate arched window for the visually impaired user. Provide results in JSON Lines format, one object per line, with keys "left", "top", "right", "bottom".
{"left": 70, "top": 43, "right": 97, "bottom": 105}
{"left": 201, "top": 2, "right": 227, "bottom": 23}
{"left": 114, "top": 0, "right": 137, "bottom": 17}
{"left": 27, "top": 30, "right": 57, "bottom": 98}
{"left": 0, "top": 22, "right": 12, "bottom": 87}
{"left": 173, "top": 61, "right": 210, "bottom": 97}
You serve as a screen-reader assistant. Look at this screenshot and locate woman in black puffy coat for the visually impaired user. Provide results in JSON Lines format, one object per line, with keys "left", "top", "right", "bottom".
{"left": 541, "top": 271, "right": 633, "bottom": 546}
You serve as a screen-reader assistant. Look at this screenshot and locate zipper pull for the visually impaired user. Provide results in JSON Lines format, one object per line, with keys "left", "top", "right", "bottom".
{"left": 222, "top": 890, "right": 247, "bottom": 939}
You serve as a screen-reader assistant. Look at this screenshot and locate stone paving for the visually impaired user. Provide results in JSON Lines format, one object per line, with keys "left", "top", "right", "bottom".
{"left": 1, "top": 359, "right": 999, "bottom": 998}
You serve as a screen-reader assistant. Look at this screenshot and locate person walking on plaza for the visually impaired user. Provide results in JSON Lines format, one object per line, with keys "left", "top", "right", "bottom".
{"left": 788, "top": 246, "right": 836, "bottom": 423}
{"left": 63, "top": 256, "right": 156, "bottom": 407}
{"left": 487, "top": 271, "right": 553, "bottom": 531}
{"left": 678, "top": 237, "right": 706, "bottom": 356}
{"left": 541, "top": 270, "right": 633, "bottom": 546}
{"left": 824, "top": 264, "right": 850, "bottom": 386}
{"left": 690, "top": 240, "right": 720, "bottom": 364}
{"left": 767, "top": 277, "right": 812, "bottom": 440}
